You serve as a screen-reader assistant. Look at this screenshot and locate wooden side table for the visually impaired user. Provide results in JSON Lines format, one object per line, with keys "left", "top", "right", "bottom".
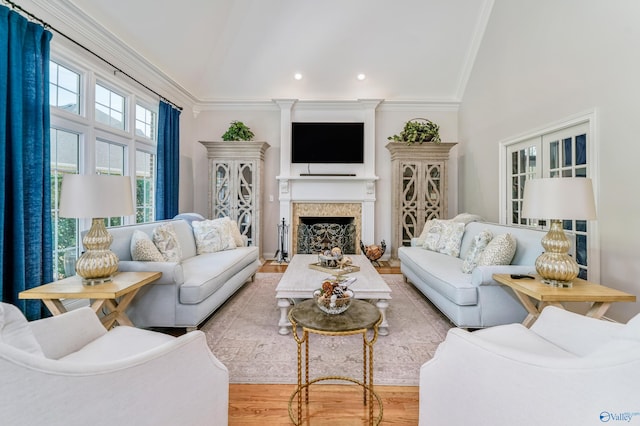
{"left": 493, "top": 273, "right": 636, "bottom": 327}
{"left": 288, "top": 299, "right": 383, "bottom": 426}
{"left": 19, "top": 271, "right": 161, "bottom": 329}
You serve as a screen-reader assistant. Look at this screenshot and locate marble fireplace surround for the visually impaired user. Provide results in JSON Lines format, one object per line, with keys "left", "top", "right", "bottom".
{"left": 292, "top": 202, "right": 362, "bottom": 255}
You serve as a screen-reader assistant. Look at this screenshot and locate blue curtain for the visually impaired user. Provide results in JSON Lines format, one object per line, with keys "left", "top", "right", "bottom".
{"left": 155, "top": 100, "right": 181, "bottom": 220}
{"left": 0, "top": 6, "right": 53, "bottom": 320}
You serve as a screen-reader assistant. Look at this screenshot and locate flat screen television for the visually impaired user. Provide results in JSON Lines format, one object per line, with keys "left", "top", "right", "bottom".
{"left": 291, "top": 122, "right": 364, "bottom": 164}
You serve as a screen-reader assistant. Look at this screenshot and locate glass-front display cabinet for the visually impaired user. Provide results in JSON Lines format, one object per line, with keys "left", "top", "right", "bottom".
{"left": 385, "top": 142, "right": 457, "bottom": 259}
{"left": 200, "top": 141, "right": 270, "bottom": 260}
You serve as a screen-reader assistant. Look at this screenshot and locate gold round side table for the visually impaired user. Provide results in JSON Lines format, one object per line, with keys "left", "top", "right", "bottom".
{"left": 288, "top": 298, "right": 383, "bottom": 425}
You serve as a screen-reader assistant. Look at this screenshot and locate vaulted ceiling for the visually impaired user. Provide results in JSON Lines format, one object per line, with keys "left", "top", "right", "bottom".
{"left": 65, "top": 0, "right": 492, "bottom": 103}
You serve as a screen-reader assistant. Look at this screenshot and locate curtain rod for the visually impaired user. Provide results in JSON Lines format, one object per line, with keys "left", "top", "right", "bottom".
{"left": 4, "top": 0, "right": 183, "bottom": 111}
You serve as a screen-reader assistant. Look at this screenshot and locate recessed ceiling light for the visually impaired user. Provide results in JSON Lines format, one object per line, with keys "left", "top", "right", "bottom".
{"left": 357, "top": 73, "right": 366, "bottom": 81}
{"left": 294, "top": 73, "right": 303, "bottom": 80}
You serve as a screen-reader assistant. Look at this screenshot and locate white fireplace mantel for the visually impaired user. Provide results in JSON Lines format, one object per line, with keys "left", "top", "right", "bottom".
{"left": 275, "top": 99, "right": 382, "bottom": 252}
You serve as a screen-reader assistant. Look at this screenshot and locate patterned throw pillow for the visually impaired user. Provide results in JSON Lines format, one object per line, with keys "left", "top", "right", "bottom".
{"left": 461, "top": 230, "right": 493, "bottom": 273}
{"left": 422, "top": 219, "right": 466, "bottom": 257}
{"left": 477, "top": 233, "right": 517, "bottom": 266}
{"left": 192, "top": 217, "right": 237, "bottom": 254}
{"left": 131, "top": 230, "right": 165, "bottom": 262}
{"left": 415, "top": 219, "right": 435, "bottom": 247}
{"left": 152, "top": 223, "right": 183, "bottom": 262}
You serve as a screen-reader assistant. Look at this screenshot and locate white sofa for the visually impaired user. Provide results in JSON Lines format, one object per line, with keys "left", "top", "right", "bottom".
{"left": 398, "top": 221, "right": 558, "bottom": 328}
{"left": 0, "top": 302, "right": 229, "bottom": 426}
{"left": 107, "top": 217, "right": 261, "bottom": 329}
{"left": 419, "top": 306, "right": 640, "bottom": 426}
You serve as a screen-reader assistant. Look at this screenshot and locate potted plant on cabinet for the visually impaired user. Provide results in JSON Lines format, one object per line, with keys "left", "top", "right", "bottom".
{"left": 221, "top": 120, "right": 255, "bottom": 141}
{"left": 388, "top": 118, "right": 441, "bottom": 144}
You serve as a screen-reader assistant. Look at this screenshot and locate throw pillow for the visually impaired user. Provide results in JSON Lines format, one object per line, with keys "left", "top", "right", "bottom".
{"left": 477, "top": 233, "right": 517, "bottom": 266}
{"left": 228, "top": 218, "right": 245, "bottom": 247}
{"left": 0, "top": 303, "right": 45, "bottom": 357}
{"left": 152, "top": 223, "right": 183, "bottom": 262}
{"left": 130, "top": 230, "right": 165, "bottom": 262}
{"left": 421, "top": 219, "right": 466, "bottom": 257}
{"left": 192, "top": 218, "right": 237, "bottom": 254}
{"left": 461, "top": 230, "right": 494, "bottom": 273}
{"left": 436, "top": 221, "right": 466, "bottom": 257}
{"left": 415, "top": 219, "right": 435, "bottom": 247}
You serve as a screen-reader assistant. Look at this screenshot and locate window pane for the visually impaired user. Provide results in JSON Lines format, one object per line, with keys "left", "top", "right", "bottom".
{"left": 136, "top": 150, "right": 155, "bottom": 223}
{"left": 50, "top": 129, "right": 80, "bottom": 280}
{"left": 95, "top": 83, "right": 125, "bottom": 131}
{"left": 576, "top": 134, "right": 587, "bottom": 165}
{"left": 135, "top": 104, "right": 157, "bottom": 141}
{"left": 550, "top": 141, "right": 559, "bottom": 169}
{"left": 563, "top": 137, "right": 572, "bottom": 167}
{"left": 49, "top": 62, "right": 80, "bottom": 114}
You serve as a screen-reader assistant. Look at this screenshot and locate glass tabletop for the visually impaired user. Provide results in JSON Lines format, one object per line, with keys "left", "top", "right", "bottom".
{"left": 289, "top": 299, "right": 381, "bottom": 333}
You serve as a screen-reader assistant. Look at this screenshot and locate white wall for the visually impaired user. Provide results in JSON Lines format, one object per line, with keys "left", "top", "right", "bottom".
{"left": 459, "top": 0, "right": 640, "bottom": 321}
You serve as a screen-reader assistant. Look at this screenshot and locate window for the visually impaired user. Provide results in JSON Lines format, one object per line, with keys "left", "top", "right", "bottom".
{"left": 502, "top": 116, "right": 598, "bottom": 281}
{"left": 49, "top": 62, "right": 80, "bottom": 114}
{"left": 136, "top": 104, "right": 157, "bottom": 141}
{"left": 136, "top": 150, "right": 155, "bottom": 223}
{"left": 49, "top": 54, "right": 158, "bottom": 280}
{"left": 50, "top": 128, "right": 80, "bottom": 279}
{"left": 95, "top": 83, "right": 125, "bottom": 130}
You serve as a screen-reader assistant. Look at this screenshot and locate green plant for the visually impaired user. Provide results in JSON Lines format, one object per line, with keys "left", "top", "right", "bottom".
{"left": 221, "top": 120, "right": 255, "bottom": 141}
{"left": 388, "top": 118, "right": 441, "bottom": 144}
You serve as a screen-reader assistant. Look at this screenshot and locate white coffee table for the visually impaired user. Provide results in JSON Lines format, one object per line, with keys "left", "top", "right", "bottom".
{"left": 276, "top": 254, "right": 392, "bottom": 336}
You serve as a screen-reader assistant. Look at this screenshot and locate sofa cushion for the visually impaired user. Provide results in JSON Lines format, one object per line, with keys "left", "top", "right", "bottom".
{"left": 153, "top": 223, "right": 183, "bottom": 262}
{"left": 0, "top": 303, "right": 44, "bottom": 357}
{"left": 399, "top": 247, "right": 478, "bottom": 305}
{"left": 422, "top": 220, "right": 466, "bottom": 257}
{"left": 192, "top": 218, "right": 237, "bottom": 254}
{"left": 179, "top": 246, "right": 259, "bottom": 304}
{"left": 59, "top": 326, "right": 174, "bottom": 363}
{"left": 461, "top": 229, "right": 493, "bottom": 273}
{"left": 131, "top": 230, "right": 165, "bottom": 262}
{"left": 477, "top": 233, "right": 516, "bottom": 266}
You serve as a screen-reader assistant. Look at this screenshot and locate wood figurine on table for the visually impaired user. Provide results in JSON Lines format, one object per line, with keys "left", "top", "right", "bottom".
{"left": 360, "top": 240, "right": 386, "bottom": 266}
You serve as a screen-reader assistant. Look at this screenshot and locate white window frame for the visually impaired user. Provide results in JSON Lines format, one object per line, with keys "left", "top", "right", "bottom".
{"left": 49, "top": 45, "right": 159, "bottom": 280}
{"left": 499, "top": 110, "right": 600, "bottom": 282}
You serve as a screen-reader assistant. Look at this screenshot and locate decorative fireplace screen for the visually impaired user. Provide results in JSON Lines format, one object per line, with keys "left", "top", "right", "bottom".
{"left": 296, "top": 217, "right": 356, "bottom": 254}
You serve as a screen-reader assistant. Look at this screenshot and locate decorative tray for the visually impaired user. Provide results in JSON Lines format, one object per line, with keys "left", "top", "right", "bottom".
{"left": 308, "top": 262, "right": 360, "bottom": 276}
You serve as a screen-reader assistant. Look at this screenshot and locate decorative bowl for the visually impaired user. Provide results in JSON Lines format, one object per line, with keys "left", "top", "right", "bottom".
{"left": 314, "top": 291, "right": 354, "bottom": 315}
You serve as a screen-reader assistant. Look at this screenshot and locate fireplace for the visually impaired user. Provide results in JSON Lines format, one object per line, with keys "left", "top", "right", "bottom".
{"left": 297, "top": 217, "right": 356, "bottom": 254}
{"left": 291, "top": 202, "right": 362, "bottom": 255}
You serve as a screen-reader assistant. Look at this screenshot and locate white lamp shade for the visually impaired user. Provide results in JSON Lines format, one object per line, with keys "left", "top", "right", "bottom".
{"left": 59, "top": 174, "right": 135, "bottom": 218}
{"left": 521, "top": 177, "right": 596, "bottom": 221}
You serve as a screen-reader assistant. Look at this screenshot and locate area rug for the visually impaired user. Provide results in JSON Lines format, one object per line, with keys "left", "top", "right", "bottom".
{"left": 200, "top": 273, "right": 452, "bottom": 386}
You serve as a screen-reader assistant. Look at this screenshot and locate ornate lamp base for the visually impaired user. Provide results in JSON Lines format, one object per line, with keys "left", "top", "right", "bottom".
{"left": 535, "top": 219, "right": 578, "bottom": 288}
{"left": 75, "top": 218, "right": 119, "bottom": 286}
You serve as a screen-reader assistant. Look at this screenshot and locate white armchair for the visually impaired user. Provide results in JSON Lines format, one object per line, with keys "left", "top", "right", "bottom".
{"left": 0, "top": 302, "right": 229, "bottom": 426}
{"left": 420, "top": 306, "right": 640, "bottom": 426}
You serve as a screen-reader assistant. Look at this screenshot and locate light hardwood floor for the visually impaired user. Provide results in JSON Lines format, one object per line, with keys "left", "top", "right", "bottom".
{"left": 227, "top": 261, "right": 419, "bottom": 425}
{"left": 229, "top": 383, "right": 419, "bottom": 425}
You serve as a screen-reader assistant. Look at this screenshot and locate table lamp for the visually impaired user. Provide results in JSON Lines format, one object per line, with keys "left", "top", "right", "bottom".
{"left": 59, "top": 174, "right": 134, "bottom": 285}
{"left": 521, "top": 177, "right": 596, "bottom": 287}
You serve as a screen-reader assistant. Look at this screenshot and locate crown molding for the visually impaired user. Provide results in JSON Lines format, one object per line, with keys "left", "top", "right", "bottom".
{"left": 26, "top": 0, "right": 196, "bottom": 109}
